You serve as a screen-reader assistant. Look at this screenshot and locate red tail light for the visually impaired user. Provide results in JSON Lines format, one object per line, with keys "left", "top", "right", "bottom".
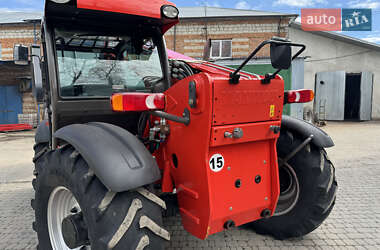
{"left": 111, "top": 93, "right": 165, "bottom": 112}
{"left": 286, "top": 89, "right": 314, "bottom": 104}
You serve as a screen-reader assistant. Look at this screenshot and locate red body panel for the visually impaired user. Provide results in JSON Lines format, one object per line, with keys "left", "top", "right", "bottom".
{"left": 161, "top": 73, "right": 214, "bottom": 239}
{"left": 77, "top": 0, "right": 175, "bottom": 19}
{"left": 210, "top": 121, "right": 281, "bottom": 147}
{"left": 160, "top": 71, "right": 284, "bottom": 239}
{"left": 208, "top": 138, "right": 280, "bottom": 235}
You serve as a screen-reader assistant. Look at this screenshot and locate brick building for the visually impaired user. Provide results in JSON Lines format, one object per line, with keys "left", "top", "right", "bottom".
{"left": 0, "top": 12, "right": 41, "bottom": 125}
{"left": 165, "top": 7, "right": 297, "bottom": 61}
{"left": 0, "top": 12, "right": 41, "bottom": 60}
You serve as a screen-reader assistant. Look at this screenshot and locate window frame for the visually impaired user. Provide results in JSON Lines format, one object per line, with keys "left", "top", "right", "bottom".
{"left": 52, "top": 27, "right": 167, "bottom": 100}
{"left": 210, "top": 39, "right": 232, "bottom": 59}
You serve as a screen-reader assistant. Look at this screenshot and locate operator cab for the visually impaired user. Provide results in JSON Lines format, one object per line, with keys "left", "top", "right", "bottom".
{"left": 26, "top": 0, "right": 178, "bottom": 144}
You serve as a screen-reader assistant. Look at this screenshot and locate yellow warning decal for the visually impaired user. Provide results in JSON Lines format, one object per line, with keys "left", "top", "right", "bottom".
{"left": 270, "top": 105, "right": 275, "bottom": 117}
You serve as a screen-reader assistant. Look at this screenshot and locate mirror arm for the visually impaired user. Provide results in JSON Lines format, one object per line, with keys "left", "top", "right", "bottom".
{"left": 230, "top": 39, "right": 306, "bottom": 85}
{"left": 230, "top": 40, "right": 271, "bottom": 84}
{"left": 31, "top": 44, "right": 45, "bottom": 104}
{"left": 261, "top": 43, "right": 306, "bottom": 84}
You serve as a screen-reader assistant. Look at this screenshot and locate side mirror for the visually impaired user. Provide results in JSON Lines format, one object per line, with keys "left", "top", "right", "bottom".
{"left": 270, "top": 43, "right": 292, "bottom": 70}
{"left": 127, "top": 38, "right": 155, "bottom": 60}
{"left": 14, "top": 44, "right": 29, "bottom": 65}
{"left": 31, "top": 44, "right": 44, "bottom": 104}
{"left": 140, "top": 39, "right": 155, "bottom": 60}
{"left": 142, "top": 39, "right": 155, "bottom": 53}
{"left": 230, "top": 39, "right": 305, "bottom": 84}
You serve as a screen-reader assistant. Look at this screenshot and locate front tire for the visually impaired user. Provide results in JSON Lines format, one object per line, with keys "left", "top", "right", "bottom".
{"left": 251, "top": 130, "right": 337, "bottom": 240}
{"left": 32, "top": 145, "right": 169, "bottom": 250}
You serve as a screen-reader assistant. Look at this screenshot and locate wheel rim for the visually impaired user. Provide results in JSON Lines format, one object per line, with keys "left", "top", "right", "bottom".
{"left": 47, "top": 186, "right": 88, "bottom": 250}
{"left": 274, "top": 160, "right": 300, "bottom": 216}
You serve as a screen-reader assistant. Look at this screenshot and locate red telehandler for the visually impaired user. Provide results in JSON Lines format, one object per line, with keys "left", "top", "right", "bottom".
{"left": 24, "top": 0, "right": 337, "bottom": 249}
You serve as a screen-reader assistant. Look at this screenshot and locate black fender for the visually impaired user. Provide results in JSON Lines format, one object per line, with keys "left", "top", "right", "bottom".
{"left": 54, "top": 122, "right": 161, "bottom": 192}
{"left": 35, "top": 120, "right": 51, "bottom": 144}
{"left": 281, "top": 115, "right": 334, "bottom": 148}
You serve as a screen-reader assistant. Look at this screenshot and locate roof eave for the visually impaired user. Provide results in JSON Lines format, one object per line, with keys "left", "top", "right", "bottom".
{"left": 290, "top": 22, "right": 380, "bottom": 52}
{"left": 180, "top": 14, "right": 298, "bottom": 21}
{"left": 0, "top": 21, "right": 37, "bottom": 25}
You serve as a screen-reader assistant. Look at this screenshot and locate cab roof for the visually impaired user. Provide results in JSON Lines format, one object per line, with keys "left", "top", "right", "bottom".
{"left": 45, "top": 0, "right": 178, "bottom": 34}
{"left": 76, "top": 0, "right": 176, "bottom": 20}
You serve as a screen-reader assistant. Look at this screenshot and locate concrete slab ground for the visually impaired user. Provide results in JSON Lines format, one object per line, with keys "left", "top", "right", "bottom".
{"left": 0, "top": 122, "right": 379, "bottom": 249}
{"left": 0, "top": 134, "right": 34, "bottom": 183}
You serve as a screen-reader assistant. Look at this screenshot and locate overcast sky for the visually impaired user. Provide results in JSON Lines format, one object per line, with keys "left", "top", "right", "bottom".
{"left": 0, "top": 0, "right": 379, "bottom": 44}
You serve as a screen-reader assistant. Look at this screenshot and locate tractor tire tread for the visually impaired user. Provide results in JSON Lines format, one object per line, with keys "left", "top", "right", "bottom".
{"left": 31, "top": 199, "right": 35, "bottom": 210}
{"left": 32, "top": 178, "right": 37, "bottom": 191}
{"left": 32, "top": 144, "right": 168, "bottom": 250}
{"left": 33, "top": 143, "right": 49, "bottom": 163}
{"left": 250, "top": 131, "right": 337, "bottom": 240}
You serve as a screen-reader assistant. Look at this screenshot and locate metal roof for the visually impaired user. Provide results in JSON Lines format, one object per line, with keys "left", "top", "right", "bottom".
{"left": 290, "top": 22, "right": 380, "bottom": 52}
{"left": 0, "top": 11, "right": 42, "bottom": 24}
{"left": 179, "top": 7, "right": 297, "bottom": 19}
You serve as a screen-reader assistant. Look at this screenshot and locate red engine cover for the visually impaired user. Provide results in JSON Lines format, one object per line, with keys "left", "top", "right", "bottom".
{"left": 213, "top": 79, "right": 284, "bottom": 125}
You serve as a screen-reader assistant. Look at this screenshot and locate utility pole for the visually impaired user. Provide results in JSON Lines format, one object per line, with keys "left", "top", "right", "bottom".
{"left": 204, "top": 4, "right": 208, "bottom": 41}
{"left": 202, "top": 2, "right": 211, "bottom": 61}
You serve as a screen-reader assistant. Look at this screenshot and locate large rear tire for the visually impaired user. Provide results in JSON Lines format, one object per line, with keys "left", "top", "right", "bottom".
{"left": 32, "top": 145, "right": 169, "bottom": 250}
{"left": 250, "top": 130, "right": 337, "bottom": 240}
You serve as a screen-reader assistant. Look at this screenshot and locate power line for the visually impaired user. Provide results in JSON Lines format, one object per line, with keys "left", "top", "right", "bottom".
{"left": 304, "top": 50, "right": 372, "bottom": 62}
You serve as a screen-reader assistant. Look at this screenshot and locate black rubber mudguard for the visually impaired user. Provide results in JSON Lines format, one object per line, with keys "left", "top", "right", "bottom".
{"left": 54, "top": 122, "right": 161, "bottom": 192}
{"left": 281, "top": 115, "right": 334, "bottom": 148}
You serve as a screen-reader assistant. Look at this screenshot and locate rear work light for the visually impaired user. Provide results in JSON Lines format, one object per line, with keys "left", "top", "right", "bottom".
{"left": 285, "top": 89, "right": 315, "bottom": 104}
{"left": 111, "top": 93, "right": 165, "bottom": 112}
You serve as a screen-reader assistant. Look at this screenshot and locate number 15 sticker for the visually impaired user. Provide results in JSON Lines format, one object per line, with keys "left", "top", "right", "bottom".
{"left": 209, "top": 154, "right": 225, "bottom": 172}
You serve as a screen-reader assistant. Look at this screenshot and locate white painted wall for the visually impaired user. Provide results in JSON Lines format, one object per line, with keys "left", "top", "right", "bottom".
{"left": 289, "top": 27, "right": 380, "bottom": 120}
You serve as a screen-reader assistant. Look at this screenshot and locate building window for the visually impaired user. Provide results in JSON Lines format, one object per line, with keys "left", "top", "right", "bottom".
{"left": 210, "top": 40, "right": 232, "bottom": 58}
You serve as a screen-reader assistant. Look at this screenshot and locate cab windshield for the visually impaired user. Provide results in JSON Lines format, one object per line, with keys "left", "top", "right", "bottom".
{"left": 55, "top": 29, "right": 163, "bottom": 97}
